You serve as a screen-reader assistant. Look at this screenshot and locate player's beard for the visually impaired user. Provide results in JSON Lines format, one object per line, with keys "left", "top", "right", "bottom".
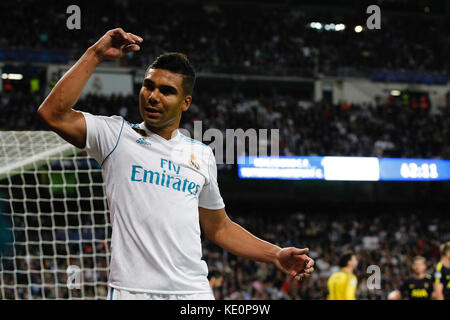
{"left": 139, "top": 98, "right": 183, "bottom": 134}
{"left": 143, "top": 112, "right": 181, "bottom": 139}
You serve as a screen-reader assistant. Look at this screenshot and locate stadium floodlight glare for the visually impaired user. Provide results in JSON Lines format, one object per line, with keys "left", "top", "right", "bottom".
{"left": 309, "top": 22, "right": 323, "bottom": 30}
{"left": 312, "top": 23, "right": 345, "bottom": 32}
{"left": 1, "top": 73, "right": 23, "bottom": 80}
{"left": 354, "top": 25, "right": 363, "bottom": 33}
{"left": 390, "top": 90, "right": 401, "bottom": 96}
{"left": 335, "top": 24, "right": 346, "bottom": 31}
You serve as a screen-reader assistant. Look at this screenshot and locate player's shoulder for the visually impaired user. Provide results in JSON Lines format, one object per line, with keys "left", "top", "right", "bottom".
{"left": 424, "top": 273, "right": 433, "bottom": 280}
{"left": 328, "top": 272, "right": 337, "bottom": 280}
{"left": 329, "top": 271, "right": 345, "bottom": 280}
{"left": 82, "top": 111, "right": 125, "bottom": 127}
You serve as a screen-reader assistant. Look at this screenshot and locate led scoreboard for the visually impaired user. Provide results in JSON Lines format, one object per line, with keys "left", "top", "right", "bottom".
{"left": 238, "top": 156, "right": 450, "bottom": 181}
{"left": 379, "top": 158, "right": 449, "bottom": 181}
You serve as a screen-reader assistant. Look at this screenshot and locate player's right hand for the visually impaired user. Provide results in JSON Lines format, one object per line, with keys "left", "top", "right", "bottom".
{"left": 91, "top": 28, "right": 143, "bottom": 61}
{"left": 275, "top": 247, "right": 315, "bottom": 281}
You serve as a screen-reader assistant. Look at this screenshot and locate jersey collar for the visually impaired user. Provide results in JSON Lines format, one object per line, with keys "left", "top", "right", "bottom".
{"left": 139, "top": 122, "right": 181, "bottom": 143}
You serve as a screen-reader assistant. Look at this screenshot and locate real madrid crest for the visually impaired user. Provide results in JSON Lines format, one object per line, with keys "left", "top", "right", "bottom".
{"left": 190, "top": 154, "right": 200, "bottom": 170}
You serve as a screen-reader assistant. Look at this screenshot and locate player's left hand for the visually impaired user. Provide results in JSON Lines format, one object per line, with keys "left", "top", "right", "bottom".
{"left": 274, "top": 247, "right": 315, "bottom": 281}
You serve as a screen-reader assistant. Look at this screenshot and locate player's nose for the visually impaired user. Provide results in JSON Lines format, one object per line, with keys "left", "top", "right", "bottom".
{"left": 148, "top": 90, "right": 160, "bottom": 105}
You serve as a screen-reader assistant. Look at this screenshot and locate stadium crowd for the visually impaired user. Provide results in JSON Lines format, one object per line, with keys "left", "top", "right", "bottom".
{"left": 1, "top": 90, "right": 449, "bottom": 160}
{"left": 204, "top": 209, "right": 449, "bottom": 300}
{"left": 1, "top": 0, "right": 449, "bottom": 301}
{"left": 1, "top": 209, "right": 448, "bottom": 299}
{"left": 0, "top": 0, "right": 449, "bottom": 77}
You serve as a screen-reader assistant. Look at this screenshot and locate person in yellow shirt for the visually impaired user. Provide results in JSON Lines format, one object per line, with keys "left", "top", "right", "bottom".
{"left": 327, "top": 251, "right": 359, "bottom": 300}
{"left": 433, "top": 241, "right": 450, "bottom": 300}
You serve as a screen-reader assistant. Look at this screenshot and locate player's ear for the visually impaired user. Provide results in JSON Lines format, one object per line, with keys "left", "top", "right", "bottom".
{"left": 181, "top": 95, "right": 192, "bottom": 112}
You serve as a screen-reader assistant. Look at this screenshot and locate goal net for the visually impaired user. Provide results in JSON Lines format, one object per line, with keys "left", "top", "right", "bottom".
{"left": 0, "top": 131, "right": 111, "bottom": 299}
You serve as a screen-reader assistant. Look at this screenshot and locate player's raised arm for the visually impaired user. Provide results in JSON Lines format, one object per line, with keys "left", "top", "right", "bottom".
{"left": 37, "top": 28, "right": 142, "bottom": 148}
{"left": 199, "top": 207, "right": 315, "bottom": 281}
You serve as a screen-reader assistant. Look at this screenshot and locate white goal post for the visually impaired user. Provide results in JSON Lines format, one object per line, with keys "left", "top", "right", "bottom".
{"left": 0, "top": 131, "right": 111, "bottom": 299}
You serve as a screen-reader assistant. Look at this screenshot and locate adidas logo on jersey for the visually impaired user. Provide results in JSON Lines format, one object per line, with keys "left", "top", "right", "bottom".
{"left": 136, "top": 137, "right": 151, "bottom": 146}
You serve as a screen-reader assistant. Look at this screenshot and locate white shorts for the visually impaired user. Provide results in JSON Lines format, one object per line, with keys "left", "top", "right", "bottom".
{"left": 107, "top": 287, "right": 215, "bottom": 300}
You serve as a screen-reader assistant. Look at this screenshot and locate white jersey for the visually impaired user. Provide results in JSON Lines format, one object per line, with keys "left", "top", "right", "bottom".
{"left": 81, "top": 111, "right": 225, "bottom": 294}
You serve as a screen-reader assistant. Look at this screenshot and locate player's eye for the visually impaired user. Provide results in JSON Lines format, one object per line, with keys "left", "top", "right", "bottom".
{"left": 160, "top": 87, "right": 177, "bottom": 95}
{"left": 143, "top": 81, "right": 154, "bottom": 90}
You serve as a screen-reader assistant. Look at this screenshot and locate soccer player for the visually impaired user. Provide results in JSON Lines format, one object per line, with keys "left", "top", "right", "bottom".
{"left": 327, "top": 251, "right": 358, "bottom": 300}
{"left": 433, "top": 241, "right": 450, "bottom": 300}
{"left": 37, "top": 28, "right": 315, "bottom": 300}
{"left": 388, "top": 256, "right": 434, "bottom": 300}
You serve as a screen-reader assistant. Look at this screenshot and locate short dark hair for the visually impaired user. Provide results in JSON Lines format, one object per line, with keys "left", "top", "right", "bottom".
{"left": 339, "top": 251, "right": 355, "bottom": 268}
{"left": 147, "top": 52, "right": 196, "bottom": 96}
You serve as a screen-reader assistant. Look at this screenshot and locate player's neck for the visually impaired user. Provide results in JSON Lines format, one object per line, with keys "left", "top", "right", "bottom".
{"left": 412, "top": 272, "right": 424, "bottom": 279}
{"left": 144, "top": 122, "right": 179, "bottom": 141}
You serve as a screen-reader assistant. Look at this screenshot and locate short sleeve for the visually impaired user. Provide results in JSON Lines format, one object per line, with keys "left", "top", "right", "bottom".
{"left": 81, "top": 111, "right": 125, "bottom": 165}
{"left": 198, "top": 148, "right": 225, "bottom": 210}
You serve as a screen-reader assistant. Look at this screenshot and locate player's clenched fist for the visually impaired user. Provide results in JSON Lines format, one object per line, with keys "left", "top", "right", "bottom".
{"left": 90, "top": 28, "right": 143, "bottom": 61}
